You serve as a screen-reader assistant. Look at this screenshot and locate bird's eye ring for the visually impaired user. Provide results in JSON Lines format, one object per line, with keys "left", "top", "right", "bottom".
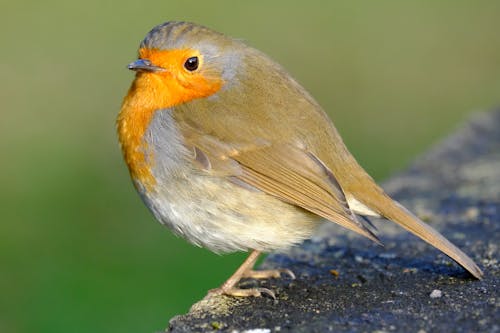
{"left": 184, "top": 56, "right": 199, "bottom": 71}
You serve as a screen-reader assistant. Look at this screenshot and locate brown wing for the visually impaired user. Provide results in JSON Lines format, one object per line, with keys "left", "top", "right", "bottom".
{"left": 184, "top": 126, "right": 380, "bottom": 243}
{"left": 233, "top": 144, "right": 380, "bottom": 243}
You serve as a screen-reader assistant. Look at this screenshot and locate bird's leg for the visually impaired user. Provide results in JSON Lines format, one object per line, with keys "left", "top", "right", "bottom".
{"left": 210, "top": 250, "right": 272, "bottom": 297}
{"left": 209, "top": 250, "right": 295, "bottom": 299}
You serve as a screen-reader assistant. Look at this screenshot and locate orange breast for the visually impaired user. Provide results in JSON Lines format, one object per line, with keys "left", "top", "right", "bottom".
{"left": 117, "top": 55, "right": 223, "bottom": 189}
{"left": 117, "top": 76, "right": 162, "bottom": 189}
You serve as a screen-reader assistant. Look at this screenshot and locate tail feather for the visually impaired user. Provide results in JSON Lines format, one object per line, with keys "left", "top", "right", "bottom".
{"left": 363, "top": 192, "right": 483, "bottom": 279}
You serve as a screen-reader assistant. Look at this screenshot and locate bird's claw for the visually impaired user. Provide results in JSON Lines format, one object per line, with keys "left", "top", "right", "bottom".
{"left": 242, "top": 268, "right": 296, "bottom": 280}
{"left": 208, "top": 286, "right": 276, "bottom": 299}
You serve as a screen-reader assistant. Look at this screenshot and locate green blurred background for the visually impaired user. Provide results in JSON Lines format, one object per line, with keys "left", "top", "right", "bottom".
{"left": 1, "top": 1, "right": 499, "bottom": 332}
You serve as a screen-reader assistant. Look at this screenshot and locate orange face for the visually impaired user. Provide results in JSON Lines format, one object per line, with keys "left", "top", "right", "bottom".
{"left": 136, "top": 47, "right": 223, "bottom": 109}
{"left": 117, "top": 47, "right": 223, "bottom": 189}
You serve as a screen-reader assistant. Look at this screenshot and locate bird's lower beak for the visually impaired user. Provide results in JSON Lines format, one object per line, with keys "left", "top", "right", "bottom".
{"left": 127, "top": 59, "right": 166, "bottom": 72}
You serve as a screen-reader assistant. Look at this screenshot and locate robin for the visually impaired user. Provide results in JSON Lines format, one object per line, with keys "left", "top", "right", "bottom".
{"left": 117, "top": 21, "right": 482, "bottom": 298}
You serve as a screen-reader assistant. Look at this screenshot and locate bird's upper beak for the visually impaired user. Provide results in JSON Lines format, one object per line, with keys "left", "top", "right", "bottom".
{"left": 127, "top": 59, "right": 166, "bottom": 72}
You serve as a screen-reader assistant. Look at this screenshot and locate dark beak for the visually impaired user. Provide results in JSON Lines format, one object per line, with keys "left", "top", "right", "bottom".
{"left": 127, "top": 59, "right": 165, "bottom": 72}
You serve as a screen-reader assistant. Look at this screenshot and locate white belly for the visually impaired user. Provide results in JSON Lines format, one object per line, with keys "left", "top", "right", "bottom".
{"left": 136, "top": 170, "right": 320, "bottom": 253}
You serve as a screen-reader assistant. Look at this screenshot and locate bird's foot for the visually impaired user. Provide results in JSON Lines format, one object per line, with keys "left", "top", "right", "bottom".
{"left": 208, "top": 286, "right": 276, "bottom": 299}
{"left": 206, "top": 251, "right": 295, "bottom": 299}
{"left": 242, "top": 268, "right": 296, "bottom": 280}
{"left": 206, "top": 268, "right": 295, "bottom": 299}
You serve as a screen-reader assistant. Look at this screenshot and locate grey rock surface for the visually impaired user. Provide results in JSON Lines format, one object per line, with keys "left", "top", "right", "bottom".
{"left": 168, "top": 111, "right": 500, "bottom": 333}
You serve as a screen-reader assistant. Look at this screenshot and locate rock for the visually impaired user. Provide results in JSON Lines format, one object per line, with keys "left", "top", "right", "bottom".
{"left": 429, "top": 289, "right": 442, "bottom": 298}
{"left": 168, "top": 111, "right": 500, "bottom": 333}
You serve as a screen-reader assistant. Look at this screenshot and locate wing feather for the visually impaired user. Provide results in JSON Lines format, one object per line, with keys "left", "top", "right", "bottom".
{"left": 232, "top": 145, "right": 380, "bottom": 243}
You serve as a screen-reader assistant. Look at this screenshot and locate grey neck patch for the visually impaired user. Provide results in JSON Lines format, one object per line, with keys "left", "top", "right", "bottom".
{"left": 143, "top": 108, "right": 190, "bottom": 176}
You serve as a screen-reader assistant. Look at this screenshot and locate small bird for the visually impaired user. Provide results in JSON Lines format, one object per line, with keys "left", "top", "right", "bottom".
{"left": 117, "top": 21, "right": 483, "bottom": 298}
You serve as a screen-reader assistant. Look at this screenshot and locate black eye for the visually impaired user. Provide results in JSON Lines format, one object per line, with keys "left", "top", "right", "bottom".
{"left": 184, "top": 56, "right": 199, "bottom": 71}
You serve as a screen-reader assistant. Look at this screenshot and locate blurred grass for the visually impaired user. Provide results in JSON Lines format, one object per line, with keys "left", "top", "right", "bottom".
{"left": 1, "top": 1, "right": 500, "bottom": 332}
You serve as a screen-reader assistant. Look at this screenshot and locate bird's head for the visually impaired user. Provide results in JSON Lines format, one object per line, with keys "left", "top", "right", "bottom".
{"left": 127, "top": 21, "right": 243, "bottom": 109}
